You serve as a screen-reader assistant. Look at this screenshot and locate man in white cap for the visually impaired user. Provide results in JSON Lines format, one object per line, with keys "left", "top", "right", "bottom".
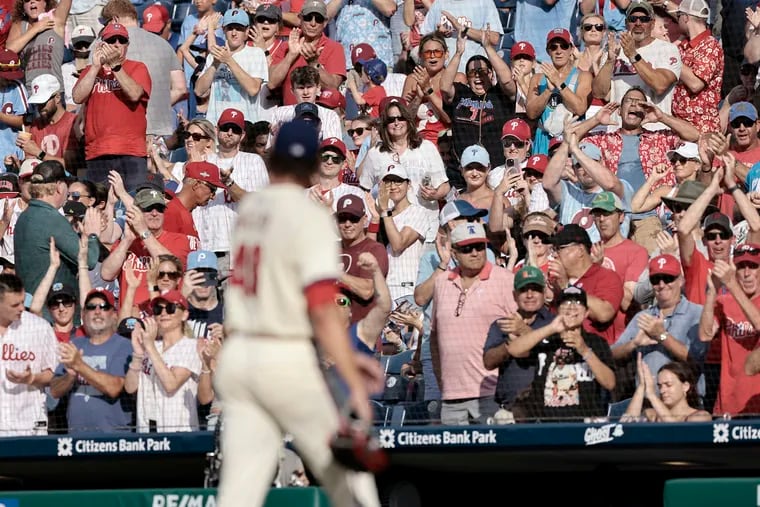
{"left": 17, "top": 74, "right": 81, "bottom": 172}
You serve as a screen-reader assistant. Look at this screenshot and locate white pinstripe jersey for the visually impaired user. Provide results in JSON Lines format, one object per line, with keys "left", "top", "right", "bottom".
{"left": 386, "top": 204, "right": 428, "bottom": 301}
{"left": 0, "top": 312, "right": 57, "bottom": 436}
{"left": 269, "top": 104, "right": 343, "bottom": 142}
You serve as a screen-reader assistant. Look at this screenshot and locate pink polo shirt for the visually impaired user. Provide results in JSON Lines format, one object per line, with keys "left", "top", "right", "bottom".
{"left": 432, "top": 262, "right": 517, "bottom": 401}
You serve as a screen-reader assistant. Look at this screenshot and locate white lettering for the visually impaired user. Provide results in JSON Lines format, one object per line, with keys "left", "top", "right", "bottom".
{"left": 584, "top": 424, "right": 623, "bottom": 446}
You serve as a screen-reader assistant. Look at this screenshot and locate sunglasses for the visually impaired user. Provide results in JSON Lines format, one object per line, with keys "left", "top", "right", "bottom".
{"left": 321, "top": 154, "right": 344, "bottom": 164}
{"left": 466, "top": 68, "right": 490, "bottom": 77}
{"left": 383, "top": 178, "right": 407, "bottom": 186}
{"left": 158, "top": 271, "right": 181, "bottom": 280}
{"left": 255, "top": 16, "right": 277, "bottom": 24}
{"left": 705, "top": 230, "right": 731, "bottom": 241}
{"left": 583, "top": 23, "right": 605, "bottom": 31}
{"left": 503, "top": 139, "right": 526, "bottom": 149}
{"left": 85, "top": 302, "right": 112, "bottom": 311}
{"left": 454, "top": 243, "right": 487, "bottom": 254}
{"left": 302, "top": 13, "right": 325, "bottom": 23}
{"left": 142, "top": 204, "right": 166, "bottom": 213}
{"left": 68, "top": 191, "right": 90, "bottom": 200}
{"left": 219, "top": 124, "right": 243, "bottom": 135}
{"left": 547, "top": 41, "right": 571, "bottom": 51}
{"left": 650, "top": 274, "right": 677, "bottom": 286}
{"left": 335, "top": 296, "right": 351, "bottom": 307}
{"left": 463, "top": 164, "right": 488, "bottom": 172}
{"left": 336, "top": 214, "right": 361, "bottom": 224}
{"left": 524, "top": 169, "right": 543, "bottom": 179}
{"left": 73, "top": 42, "right": 91, "bottom": 51}
{"left": 627, "top": 14, "right": 652, "bottom": 23}
{"left": 670, "top": 155, "right": 698, "bottom": 165}
{"left": 668, "top": 202, "right": 689, "bottom": 213}
{"left": 152, "top": 302, "right": 182, "bottom": 315}
{"left": 104, "top": 36, "right": 128, "bottom": 44}
{"left": 523, "top": 232, "right": 548, "bottom": 241}
{"left": 384, "top": 115, "right": 406, "bottom": 125}
{"left": 421, "top": 49, "right": 445, "bottom": 59}
{"left": 730, "top": 118, "right": 755, "bottom": 129}
{"left": 184, "top": 131, "right": 211, "bottom": 141}
{"left": 50, "top": 299, "right": 75, "bottom": 309}
{"left": 347, "top": 127, "right": 365, "bottom": 137}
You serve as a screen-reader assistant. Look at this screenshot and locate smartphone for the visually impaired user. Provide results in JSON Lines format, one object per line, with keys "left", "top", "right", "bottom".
{"left": 421, "top": 174, "right": 432, "bottom": 187}
{"left": 202, "top": 271, "right": 218, "bottom": 287}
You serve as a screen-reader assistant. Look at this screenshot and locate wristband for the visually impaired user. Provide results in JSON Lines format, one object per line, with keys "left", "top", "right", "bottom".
{"left": 200, "top": 368, "right": 212, "bottom": 375}
{"left": 381, "top": 210, "right": 392, "bottom": 218}
{"left": 727, "top": 186, "right": 739, "bottom": 193}
{"left": 436, "top": 264, "right": 447, "bottom": 271}
{"left": 367, "top": 221, "right": 380, "bottom": 233}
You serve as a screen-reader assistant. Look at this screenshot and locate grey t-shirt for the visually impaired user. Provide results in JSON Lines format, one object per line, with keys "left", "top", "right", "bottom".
{"left": 126, "top": 27, "right": 181, "bottom": 136}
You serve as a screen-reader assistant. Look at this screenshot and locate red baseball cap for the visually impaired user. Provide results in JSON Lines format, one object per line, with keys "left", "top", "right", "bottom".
{"left": 501, "top": 118, "right": 531, "bottom": 141}
{"left": 317, "top": 88, "right": 346, "bottom": 110}
{"left": 546, "top": 28, "right": 572, "bottom": 45}
{"left": 102, "top": 23, "right": 129, "bottom": 41}
{"left": 85, "top": 288, "right": 117, "bottom": 309}
{"left": 151, "top": 290, "right": 188, "bottom": 310}
{"left": 351, "top": 43, "right": 376, "bottom": 65}
{"left": 648, "top": 254, "right": 681, "bottom": 277}
{"left": 142, "top": 4, "right": 170, "bottom": 34}
{"left": 735, "top": 243, "right": 760, "bottom": 265}
{"left": 217, "top": 108, "right": 245, "bottom": 130}
{"left": 510, "top": 41, "right": 536, "bottom": 60}
{"left": 185, "top": 161, "right": 226, "bottom": 188}
{"left": 525, "top": 154, "right": 549, "bottom": 174}
{"left": 319, "top": 137, "right": 347, "bottom": 157}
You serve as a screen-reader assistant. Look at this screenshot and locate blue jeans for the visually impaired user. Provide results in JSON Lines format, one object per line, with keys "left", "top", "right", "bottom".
{"left": 86, "top": 155, "right": 148, "bottom": 193}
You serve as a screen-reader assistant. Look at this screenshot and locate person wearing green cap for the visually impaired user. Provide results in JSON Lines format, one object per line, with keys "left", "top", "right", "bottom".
{"left": 483, "top": 265, "right": 553, "bottom": 411}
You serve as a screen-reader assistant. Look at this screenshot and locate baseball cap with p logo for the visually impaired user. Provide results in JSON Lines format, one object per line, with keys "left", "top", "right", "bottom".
{"left": 336, "top": 195, "right": 365, "bottom": 219}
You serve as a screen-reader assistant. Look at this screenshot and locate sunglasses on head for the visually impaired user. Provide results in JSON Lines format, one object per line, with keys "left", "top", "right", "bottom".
{"left": 422, "top": 49, "right": 445, "bottom": 59}
{"left": 455, "top": 243, "right": 487, "bottom": 254}
{"left": 547, "top": 41, "right": 570, "bottom": 51}
{"left": 321, "top": 153, "right": 344, "bottom": 164}
{"left": 158, "top": 271, "right": 181, "bottom": 280}
{"left": 627, "top": 14, "right": 652, "bottom": 23}
{"left": 731, "top": 118, "right": 755, "bottom": 129}
{"left": 219, "top": 124, "right": 243, "bottom": 135}
{"left": 255, "top": 16, "right": 277, "bottom": 24}
{"left": 50, "top": 299, "right": 75, "bottom": 309}
{"left": 104, "top": 36, "right": 128, "bottom": 44}
{"left": 650, "top": 274, "right": 677, "bottom": 286}
{"left": 184, "top": 131, "right": 210, "bottom": 141}
{"left": 302, "top": 13, "right": 325, "bottom": 23}
{"left": 705, "top": 230, "right": 731, "bottom": 241}
{"left": 503, "top": 139, "right": 526, "bottom": 149}
{"left": 142, "top": 204, "right": 166, "bottom": 213}
{"left": 335, "top": 296, "right": 351, "bottom": 307}
{"left": 384, "top": 115, "right": 406, "bottom": 125}
{"left": 152, "top": 302, "right": 182, "bottom": 315}
{"left": 336, "top": 214, "right": 361, "bottom": 224}
{"left": 347, "top": 127, "right": 365, "bottom": 137}
{"left": 85, "top": 302, "right": 112, "bottom": 311}
{"left": 583, "top": 23, "right": 605, "bottom": 31}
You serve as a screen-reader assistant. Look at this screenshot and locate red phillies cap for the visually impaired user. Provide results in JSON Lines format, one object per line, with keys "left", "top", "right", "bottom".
{"left": 510, "top": 41, "right": 536, "bottom": 60}
{"left": 648, "top": 254, "right": 681, "bottom": 277}
{"left": 501, "top": 118, "right": 531, "bottom": 141}
{"left": 351, "top": 43, "right": 376, "bottom": 65}
{"left": 217, "top": 108, "right": 245, "bottom": 130}
{"left": 142, "top": 4, "right": 170, "bottom": 34}
{"left": 85, "top": 288, "right": 117, "bottom": 309}
{"left": 319, "top": 137, "right": 347, "bottom": 157}
{"left": 317, "top": 88, "right": 346, "bottom": 110}
{"left": 525, "top": 154, "right": 549, "bottom": 174}
{"left": 151, "top": 290, "right": 188, "bottom": 310}
{"left": 102, "top": 22, "right": 129, "bottom": 41}
{"left": 735, "top": 243, "right": 760, "bottom": 265}
{"left": 546, "top": 28, "right": 571, "bottom": 45}
{"left": 185, "top": 161, "right": 226, "bottom": 188}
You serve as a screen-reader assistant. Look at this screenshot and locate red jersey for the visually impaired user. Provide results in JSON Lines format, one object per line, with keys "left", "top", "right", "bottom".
{"left": 712, "top": 292, "right": 760, "bottom": 415}
{"left": 271, "top": 34, "right": 346, "bottom": 106}
{"left": 362, "top": 85, "right": 386, "bottom": 118}
{"left": 163, "top": 198, "right": 199, "bottom": 239}
{"left": 683, "top": 249, "right": 725, "bottom": 364}
{"left": 572, "top": 263, "right": 624, "bottom": 345}
{"left": 341, "top": 237, "right": 389, "bottom": 323}
{"left": 76, "top": 60, "right": 151, "bottom": 159}
{"left": 602, "top": 239, "right": 648, "bottom": 335}
{"left": 116, "top": 231, "right": 197, "bottom": 306}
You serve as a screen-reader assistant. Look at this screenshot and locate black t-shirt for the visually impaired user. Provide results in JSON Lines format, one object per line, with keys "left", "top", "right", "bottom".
{"left": 187, "top": 301, "right": 224, "bottom": 339}
{"left": 524, "top": 330, "right": 614, "bottom": 421}
{"left": 444, "top": 82, "right": 515, "bottom": 170}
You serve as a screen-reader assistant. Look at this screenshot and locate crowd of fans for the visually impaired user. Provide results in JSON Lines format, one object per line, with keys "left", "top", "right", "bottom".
{"left": 1, "top": 0, "right": 760, "bottom": 437}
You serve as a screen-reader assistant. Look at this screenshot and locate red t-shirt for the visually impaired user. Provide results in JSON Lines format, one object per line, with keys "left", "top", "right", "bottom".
{"left": 712, "top": 292, "right": 760, "bottom": 415}
{"left": 341, "top": 237, "right": 389, "bottom": 323}
{"left": 363, "top": 85, "right": 386, "bottom": 118}
{"left": 164, "top": 198, "right": 199, "bottom": 239}
{"left": 602, "top": 239, "right": 648, "bottom": 336}
{"left": 76, "top": 60, "right": 152, "bottom": 159}
{"left": 31, "top": 110, "right": 79, "bottom": 160}
{"left": 271, "top": 34, "right": 346, "bottom": 106}
{"left": 682, "top": 248, "right": 725, "bottom": 364}
{"left": 115, "top": 231, "right": 197, "bottom": 306}
{"left": 573, "top": 263, "right": 624, "bottom": 345}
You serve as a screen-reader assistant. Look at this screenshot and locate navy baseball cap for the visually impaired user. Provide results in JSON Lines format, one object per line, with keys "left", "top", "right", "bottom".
{"left": 273, "top": 119, "right": 320, "bottom": 160}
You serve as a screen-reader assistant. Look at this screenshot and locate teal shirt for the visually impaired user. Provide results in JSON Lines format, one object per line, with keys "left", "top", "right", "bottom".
{"left": 14, "top": 199, "right": 99, "bottom": 298}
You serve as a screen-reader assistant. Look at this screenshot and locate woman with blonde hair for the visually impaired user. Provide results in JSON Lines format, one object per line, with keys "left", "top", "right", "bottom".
{"left": 151, "top": 118, "right": 217, "bottom": 184}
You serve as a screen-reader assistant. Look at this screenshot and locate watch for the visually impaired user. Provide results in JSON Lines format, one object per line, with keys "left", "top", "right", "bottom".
{"left": 37, "top": 150, "right": 45, "bottom": 160}
{"left": 140, "top": 230, "right": 151, "bottom": 240}
{"left": 461, "top": 26, "right": 469, "bottom": 37}
{"left": 633, "top": 53, "right": 643, "bottom": 63}
{"left": 381, "top": 210, "right": 393, "bottom": 218}
{"left": 658, "top": 332, "right": 668, "bottom": 343}
{"left": 559, "top": 82, "right": 567, "bottom": 91}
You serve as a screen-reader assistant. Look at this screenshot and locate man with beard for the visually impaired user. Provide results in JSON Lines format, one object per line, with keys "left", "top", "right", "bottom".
{"left": 18, "top": 74, "right": 81, "bottom": 172}
{"left": 50, "top": 288, "right": 133, "bottom": 433}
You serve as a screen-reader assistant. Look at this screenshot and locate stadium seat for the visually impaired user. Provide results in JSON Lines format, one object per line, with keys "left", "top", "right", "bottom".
{"left": 607, "top": 398, "right": 632, "bottom": 420}
{"left": 171, "top": 0, "right": 193, "bottom": 33}
{"left": 169, "top": 147, "right": 188, "bottom": 163}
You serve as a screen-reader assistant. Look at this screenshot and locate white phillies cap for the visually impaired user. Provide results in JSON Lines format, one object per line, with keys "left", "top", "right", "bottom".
{"left": 382, "top": 164, "right": 410, "bottom": 181}
{"left": 666, "top": 142, "right": 700, "bottom": 162}
{"left": 27, "top": 74, "right": 60, "bottom": 104}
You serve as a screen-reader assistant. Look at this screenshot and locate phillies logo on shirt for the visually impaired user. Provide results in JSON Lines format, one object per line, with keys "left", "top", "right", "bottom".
{"left": 2, "top": 343, "right": 36, "bottom": 361}
{"left": 94, "top": 77, "right": 122, "bottom": 94}
{"left": 1, "top": 102, "right": 13, "bottom": 115}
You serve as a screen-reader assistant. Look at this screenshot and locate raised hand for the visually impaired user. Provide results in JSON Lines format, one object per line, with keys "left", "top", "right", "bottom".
{"left": 594, "top": 101, "right": 620, "bottom": 126}
{"left": 357, "top": 252, "right": 380, "bottom": 273}
{"left": 48, "top": 236, "right": 60, "bottom": 270}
